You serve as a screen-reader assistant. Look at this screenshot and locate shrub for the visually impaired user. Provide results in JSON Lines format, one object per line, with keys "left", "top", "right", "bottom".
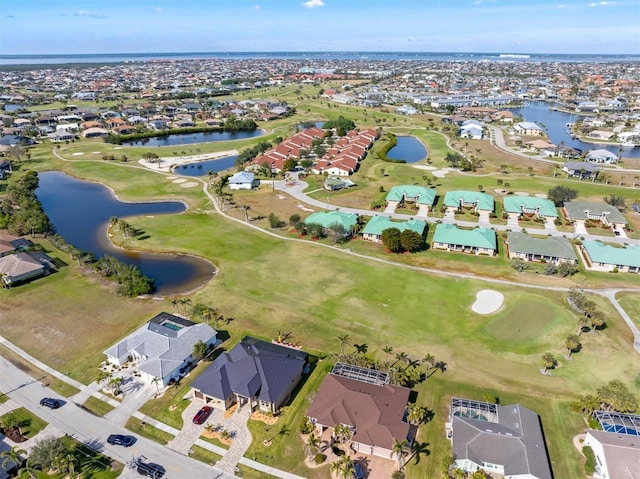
{"left": 268, "top": 213, "right": 283, "bottom": 229}
{"left": 313, "top": 453, "right": 326, "bottom": 464}
{"left": 289, "top": 214, "right": 301, "bottom": 226}
{"left": 543, "top": 263, "right": 558, "bottom": 275}
{"left": 300, "top": 417, "right": 314, "bottom": 434}
{"left": 583, "top": 445, "right": 596, "bottom": 475}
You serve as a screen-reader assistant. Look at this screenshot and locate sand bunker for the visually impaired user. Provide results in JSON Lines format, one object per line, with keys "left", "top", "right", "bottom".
{"left": 180, "top": 182, "right": 198, "bottom": 188}
{"left": 472, "top": 290, "right": 504, "bottom": 315}
{"left": 514, "top": 191, "right": 530, "bottom": 196}
{"left": 71, "top": 152, "right": 84, "bottom": 156}
{"left": 494, "top": 189, "right": 508, "bottom": 195}
{"left": 166, "top": 176, "right": 177, "bottom": 180}
{"left": 432, "top": 169, "right": 450, "bottom": 178}
{"left": 172, "top": 178, "right": 187, "bottom": 184}
{"left": 412, "top": 165, "right": 437, "bottom": 170}
{"left": 535, "top": 193, "right": 548, "bottom": 199}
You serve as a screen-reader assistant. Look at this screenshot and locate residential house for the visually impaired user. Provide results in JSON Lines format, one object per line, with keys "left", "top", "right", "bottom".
{"left": 506, "top": 232, "right": 577, "bottom": 265}
{"left": 324, "top": 176, "right": 356, "bottom": 191}
{"left": 0, "top": 233, "right": 32, "bottom": 257}
{"left": 361, "top": 216, "right": 427, "bottom": 243}
{"left": 562, "top": 161, "right": 599, "bottom": 179}
{"left": 585, "top": 149, "right": 618, "bottom": 164}
{"left": 584, "top": 411, "right": 640, "bottom": 479}
{"left": 448, "top": 397, "right": 553, "bottom": 479}
{"left": 190, "top": 336, "right": 308, "bottom": 413}
{"left": 103, "top": 312, "right": 217, "bottom": 387}
{"left": 563, "top": 201, "right": 626, "bottom": 230}
{"left": 514, "top": 121, "right": 544, "bottom": 136}
{"left": 503, "top": 196, "right": 558, "bottom": 222}
{"left": 459, "top": 120, "right": 484, "bottom": 140}
{"left": 48, "top": 131, "right": 75, "bottom": 143}
{"left": 306, "top": 364, "right": 411, "bottom": 460}
{"left": 82, "top": 127, "right": 108, "bottom": 138}
{"left": 303, "top": 210, "right": 359, "bottom": 236}
{"left": 581, "top": 241, "right": 640, "bottom": 273}
{"left": 0, "top": 252, "right": 46, "bottom": 286}
{"left": 432, "top": 224, "right": 497, "bottom": 256}
{"left": 385, "top": 185, "right": 437, "bottom": 216}
{"left": 444, "top": 191, "right": 494, "bottom": 214}
{"left": 228, "top": 171, "right": 258, "bottom": 190}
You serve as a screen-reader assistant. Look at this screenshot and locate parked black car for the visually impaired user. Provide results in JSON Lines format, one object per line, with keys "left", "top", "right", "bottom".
{"left": 39, "top": 397, "right": 62, "bottom": 409}
{"left": 107, "top": 434, "right": 135, "bottom": 447}
{"left": 136, "top": 462, "right": 165, "bottom": 478}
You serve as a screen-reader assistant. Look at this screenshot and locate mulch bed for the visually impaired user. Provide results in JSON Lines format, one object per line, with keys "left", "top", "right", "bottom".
{"left": 0, "top": 426, "right": 26, "bottom": 443}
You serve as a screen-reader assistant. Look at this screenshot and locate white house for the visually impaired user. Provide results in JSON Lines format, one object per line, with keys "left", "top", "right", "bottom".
{"left": 103, "top": 312, "right": 217, "bottom": 387}
{"left": 514, "top": 121, "right": 544, "bottom": 136}
{"left": 228, "top": 171, "right": 258, "bottom": 190}
{"left": 585, "top": 149, "right": 618, "bottom": 164}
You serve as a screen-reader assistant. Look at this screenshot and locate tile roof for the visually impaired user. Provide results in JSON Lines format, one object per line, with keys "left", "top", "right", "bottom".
{"left": 433, "top": 224, "right": 497, "bottom": 250}
{"left": 583, "top": 240, "right": 640, "bottom": 268}
{"left": 507, "top": 232, "right": 577, "bottom": 260}
{"left": 564, "top": 201, "right": 626, "bottom": 224}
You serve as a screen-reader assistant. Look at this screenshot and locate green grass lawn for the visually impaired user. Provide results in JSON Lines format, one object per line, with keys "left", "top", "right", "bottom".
{"left": 0, "top": 407, "right": 47, "bottom": 438}
{"left": 124, "top": 417, "right": 174, "bottom": 445}
{"left": 188, "top": 444, "right": 223, "bottom": 466}
{"left": 483, "top": 300, "right": 564, "bottom": 343}
{"left": 82, "top": 396, "right": 116, "bottom": 417}
{"left": 616, "top": 293, "right": 640, "bottom": 330}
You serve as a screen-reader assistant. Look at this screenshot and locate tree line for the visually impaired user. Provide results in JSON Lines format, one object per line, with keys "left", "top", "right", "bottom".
{"left": 0, "top": 171, "right": 53, "bottom": 235}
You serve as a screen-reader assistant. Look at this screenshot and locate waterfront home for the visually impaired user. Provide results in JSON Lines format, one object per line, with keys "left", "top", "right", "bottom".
{"left": 386, "top": 185, "right": 437, "bottom": 216}
{"left": 306, "top": 364, "right": 411, "bottom": 461}
{"left": 581, "top": 240, "right": 640, "bottom": 273}
{"left": 503, "top": 196, "right": 558, "bottom": 221}
{"left": 443, "top": 190, "right": 494, "bottom": 214}
{"left": 103, "top": 312, "right": 217, "bottom": 387}
{"left": 585, "top": 149, "right": 618, "bottom": 164}
{"left": 563, "top": 201, "right": 626, "bottom": 230}
{"left": 82, "top": 127, "right": 108, "bottom": 138}
{"left": 432, "top": 224, "right": 497, "bottom": 256}
{"left": 303, "top": 210, "right": 359, "bottom": 236}
{"left": 361, "top": 216, "right": 427, "bottom": 243}
{"left": 228, "top": 171, "right": 258, "bottom": 190}
{"left": 514, "top": 121, "right": 544, "bottom": 136}
{"left": 0, "top": 252, "right": 45, "bottom": 286}
{"left": 191, "top": 336, "right": 308, "bottom": 413}
{"left": 506, "top": 232, "right": 577, "bottom": 265}
{"left": 448, "top": 397, "right": 552, "bottom": 479}
{"left": 562, "top": 161, "right": 599, "bottom": 179}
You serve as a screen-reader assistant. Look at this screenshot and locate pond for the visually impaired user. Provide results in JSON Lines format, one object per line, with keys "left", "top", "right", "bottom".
{"left": 122, "top": 129, "right": 264, "bottom": 147}
{"left": 36, "top": 171, "right": 216, "bottom": 295}
{"left": 3, "top": 104, "right": 24, "bottom": 112}
{"left": 387, "top": 135, "right": 428, "bottom": 163}
{"left": 513, "top": 101, "right": 640, "bottom": 159}
{"left": 173, "top": 155, "right": 238, "bottom": 176}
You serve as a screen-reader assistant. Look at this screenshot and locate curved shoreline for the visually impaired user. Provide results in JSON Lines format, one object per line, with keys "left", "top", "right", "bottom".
{"left": 119, "top": 127, "right": 267, "bottom": 148}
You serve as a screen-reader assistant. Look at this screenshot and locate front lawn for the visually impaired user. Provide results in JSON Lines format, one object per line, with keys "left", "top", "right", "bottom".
{"left": 124, "top": 417, "right": 174, "bottom": 445}
{"left": 0, "top": 407, "right": 47, "bottom": 438}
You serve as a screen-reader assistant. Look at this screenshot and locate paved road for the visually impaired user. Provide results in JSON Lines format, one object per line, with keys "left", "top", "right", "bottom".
{"left": 0, "top": 355, "right": 236, "bottom": 479}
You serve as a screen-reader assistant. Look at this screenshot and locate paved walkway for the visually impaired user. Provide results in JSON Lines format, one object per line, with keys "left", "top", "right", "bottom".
{"left": 166, "top": 400, "right": 208, "bottom": 455}
{"left": 210, "top": 405, "right": 252, "bottom": 474}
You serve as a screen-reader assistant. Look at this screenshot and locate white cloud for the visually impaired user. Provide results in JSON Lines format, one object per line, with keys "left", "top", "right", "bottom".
{"left": 302, "top": 0, "right": 325, "bottom": 8}
{"left": 249, "top": 4, "right": 260, "bottom": 10}
{"left": 74, "top": 10, "right": 105, "bottom": 19}
{"left": 153, "top": 7, "right": 164, "bottom": 13}
{"left": 589, "top": 1, "right": 617, "bottom": 5}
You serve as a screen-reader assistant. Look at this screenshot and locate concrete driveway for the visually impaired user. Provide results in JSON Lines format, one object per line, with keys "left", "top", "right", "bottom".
{"left": 104, "top": 376, "right": 156, "bottom": 427}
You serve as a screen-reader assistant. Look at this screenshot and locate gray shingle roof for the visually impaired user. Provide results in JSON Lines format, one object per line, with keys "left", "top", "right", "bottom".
{"left": 507, "top": 232, "right": 577, "bottom": 261}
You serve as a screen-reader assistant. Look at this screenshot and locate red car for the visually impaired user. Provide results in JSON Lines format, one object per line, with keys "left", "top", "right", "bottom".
{"left": 192, "top": 406, "right": 212, "bottom": 425}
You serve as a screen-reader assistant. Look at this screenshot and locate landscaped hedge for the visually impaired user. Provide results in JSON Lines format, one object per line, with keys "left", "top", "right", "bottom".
{"left": 376, "top": 133, "right": 406, "bottom": 163}
{"left": 582, "top": 445, "right": 596, "bottom": 475}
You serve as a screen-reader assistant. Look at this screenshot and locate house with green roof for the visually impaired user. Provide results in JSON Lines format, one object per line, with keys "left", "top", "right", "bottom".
{"left": 361, "top": 216, "right": 427, "bottom": 243}
{"left": 432, "top": 224, "right": 497, "bottom": 256}
{"left": 581, "top": 240, "right": 640, "bottom": 273}
{"left": 304, "top": 210, "right": 359, "bottom": 237}
{"left": 563, "top": 201, "right": 626, "bottom": 228}
{"left": 506, "top": 232, "right": 577, "bottom": 265}
{"left": 385, "top": 185, "right": 436, "bottom": 216}
{"left": 444, "top": 191, "right": 494, "bottom": 213}
{"left": 503, "top": 196, "right": 558, "bottom": 220}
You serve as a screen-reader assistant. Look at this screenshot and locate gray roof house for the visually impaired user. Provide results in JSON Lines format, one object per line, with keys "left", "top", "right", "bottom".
{"left": 0, "top": 252, "right": 45, "bottom": 286}
{"left": 191, "top": 337, "right": 308, "bottom": 413}
{"left": 104, "top": 312, "right": 217, "bottom": 387}
{"left": 228, "top": 171, "right": 258, "bottom": 190}
{"left": 449, "top": 397, "right": 553, "bottom": 479}
{"left": 562, "top": 161, "right": 599, "bottom": 179}
{"left": 506, "top": 232, "right": 577, "bottom": 265}
{"left": 585, "top": 149, "right": 618, "bottom": 164}
{"left": 563, "top": 201, "right": 626, "bottom": 228}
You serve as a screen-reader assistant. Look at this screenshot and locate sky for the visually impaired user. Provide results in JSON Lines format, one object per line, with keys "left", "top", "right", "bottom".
{"left": 1, "top": 0, "right": 639, "bottom": 55}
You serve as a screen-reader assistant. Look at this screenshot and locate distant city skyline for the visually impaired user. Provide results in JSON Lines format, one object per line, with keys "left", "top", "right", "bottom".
{"left": 2, "top": 0, "right": 639, "bottom": 55}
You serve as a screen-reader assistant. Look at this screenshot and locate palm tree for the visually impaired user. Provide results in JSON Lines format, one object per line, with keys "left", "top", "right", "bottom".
{"left": 565, "top": 334, "right": 581, "bottom": 359}
{"left": 179, "top": 298, "right": 192, "bottom": 317}
{"left": 590, "top": 311, "right": 605, "bottom": 333}
{"left": 108, "top": 376, "right": 124, "bottom": 395}
{"left": 170, "top": 298, "right": 180, "bottom": 313}
{"left": 1, "top": 446, "right": 26, "bottom": 470}
{"left": 54, "top": 452, "right": 77, "bottom": 478}
{"left": 151, "top": 377, "right": 161, "bottom": 394}
{"left": 577, "top": 316, "right": 590, "bottom": 336}
{"left": 393, "top": 351, "right": 409, "bottom": 367}
{"left": 391, "top": 438, "right": 410, "bottom": 469}
{"left": 337, "top": 334, "right": 350, "bottom": 358}
{"left": 304, "top": 433, "right": 320, "bottom": 460}
{"left": 17, "top": 459, "right": 38, "bottom": 479}
{"left": 407, "top": 403, "right": 427, "bottom": 426}
{"left": 333, "top": 424, "right": 353, "bottom": 445}
{"left": 96, "top": 369, "right": 111, "bottom": 388}
{"left": 422, "top": 353, "right": 436, "bottom": 377}
{"left": 541, "top": 353, "right": 556, "bottom": 374}
{"left": 240, "top": 204, "right": 250, "bottom": 222}
{"left": 382, "top": 346, "right": 394, "bottom": 362}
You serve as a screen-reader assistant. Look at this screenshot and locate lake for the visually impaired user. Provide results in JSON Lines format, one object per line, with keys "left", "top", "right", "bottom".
{"left": 36, "top": 171, "right": 216, "bottom": 295}
{"left": 173, "top": 155, "right": 238, "bottom": 176}
{"left": 513, "top": 101, "right": 640, "bottom": 159}
{"left": 387, "top": 135, "right": 428, "bottom": 163}
{"left": 122, "top": 129, "right": 264, "bottom": 147}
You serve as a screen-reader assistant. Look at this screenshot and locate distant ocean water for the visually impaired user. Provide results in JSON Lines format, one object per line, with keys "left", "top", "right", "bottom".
{"left": 1, "top": 51, "right": 639, "bottom": 65}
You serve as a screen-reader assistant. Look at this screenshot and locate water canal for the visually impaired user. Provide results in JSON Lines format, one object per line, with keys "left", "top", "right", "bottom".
{"left": 172, "top": 155, "right": 239, "bottom": 176}
{"left": 36, "top": 171, "right": 216, "bottom": 295}
{"left": 121, "top": 129, "right": 264, "bottom": 147}
{"left": 513, "top": 101, "right": 639, "bottom": 159}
